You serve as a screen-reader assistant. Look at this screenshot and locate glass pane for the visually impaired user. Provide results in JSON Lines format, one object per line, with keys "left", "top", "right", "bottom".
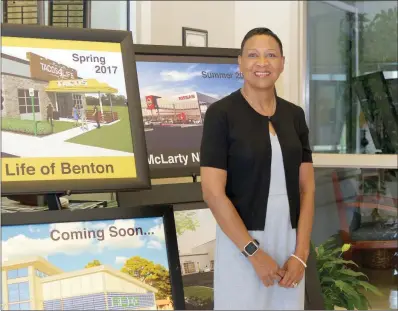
{"left": 307, "top": 1, "right": 398, "bottom": 155}
{"left": 17, "top": 268, "right": 28, "bottom": 278}
{"left": 313, "top": 167, "right": 397, "bottom": 310}
{"left": 7, "top": 270, "right": 18, "bottom": 280}
{"left": 8, "top": 284, "right": 19, "bottom": 303}
{"left": 18, "top": 282, "right": 30, "bottom": 301}
{"left": 19, "top": 302, "right": 31, "bottom": 310}
{"left": 8, "top": 304, "right": 19, "bottom": 310}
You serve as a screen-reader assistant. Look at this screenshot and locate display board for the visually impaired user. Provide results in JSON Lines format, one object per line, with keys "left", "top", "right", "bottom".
{"left": 1, "top": 204, "right": 185, "bottom": 310}
{"left": 134, "top": 45, "right": 242, "bottom": 178}
{"left": 1, "top": 24, "right": 150, "bottom": 195}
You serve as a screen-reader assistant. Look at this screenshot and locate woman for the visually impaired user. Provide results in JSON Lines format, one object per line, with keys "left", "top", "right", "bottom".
{"left": 200, "top": 27, "right": 315, "bottom": 310}
{"left": 72, "top": 104, "right": 79, "bottom": 127}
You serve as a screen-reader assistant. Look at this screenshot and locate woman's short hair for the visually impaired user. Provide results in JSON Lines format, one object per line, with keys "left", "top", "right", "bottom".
{"left": 240, "top": 27, "right": 284, "bottom": 56}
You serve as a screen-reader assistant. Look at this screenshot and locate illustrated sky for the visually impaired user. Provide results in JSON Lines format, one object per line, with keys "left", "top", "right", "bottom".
{"left": 136, "top": 61, "right": 243, "bottom": 101}
{"left": 2, "top": 217, "right": 169, "bottom": 272}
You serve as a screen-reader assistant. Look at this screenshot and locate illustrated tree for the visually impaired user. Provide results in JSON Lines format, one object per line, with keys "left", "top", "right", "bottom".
{"left": 85, "top": 259, "right": 102, "bottom": 268}
{"left": 174, "top": 210, "right": 200, "bottom": 236}
{"left": 121, "top": 256, "right": 171, "bottom": 300}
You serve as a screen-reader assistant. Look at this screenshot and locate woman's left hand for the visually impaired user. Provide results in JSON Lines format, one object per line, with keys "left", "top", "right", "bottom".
{"left": 278, "top": 256, "right": 305, "bottom": 288}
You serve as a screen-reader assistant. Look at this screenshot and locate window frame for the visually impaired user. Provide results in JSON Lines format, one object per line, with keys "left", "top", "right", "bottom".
{"left": 17, "top": 88, "right": 40, "bottom": 114}
{"left": 302, "top": 0, "right": 398, "bottom": 169}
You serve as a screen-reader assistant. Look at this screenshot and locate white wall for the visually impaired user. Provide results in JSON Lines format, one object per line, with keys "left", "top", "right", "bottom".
{"left": 138, "top": 1, "right": 235, "bottom": 48}
{"left": 234, "top": 1, "right": 304, "bottom": 105}
{"left": 90, "top": 0, "right": 128, "bottom": 31}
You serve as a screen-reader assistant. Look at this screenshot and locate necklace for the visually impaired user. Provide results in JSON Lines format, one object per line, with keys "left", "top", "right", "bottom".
{"left": 241, "top": 88, "right": 276, "bottom": 118}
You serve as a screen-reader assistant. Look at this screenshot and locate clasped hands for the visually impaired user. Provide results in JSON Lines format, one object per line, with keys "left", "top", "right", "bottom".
{"left": 249, "top": 249, "right": 305, "bottom": 288}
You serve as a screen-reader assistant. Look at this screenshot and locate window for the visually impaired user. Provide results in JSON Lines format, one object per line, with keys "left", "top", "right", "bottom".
{"left": 8, "top": 282, "right": 30, "bottom": 303}
{"left": 7, "top": 268, "right": 28, "bottom": 280}
{"left": 49, "top": 0, "right": 89, "bottom": 28}
{"left": 8, "top": 302, "right": 31, "bottom": 310}
{"left": 2, "top": 0, "right": 42, "bottom": 25}
{"left": 18, "top": 89, "right": 40, "bottom": 114}
{"left": 183, "top": 261, "right": 196, "bottom": 274}
{"left": 35, "top": 269, "right": 47, "bottom": 278}
{"left": 307, "top": 1, "right": 398, "bottom": 155}
{"left": 73, "top": 94, "right": 83, "bottom": 108}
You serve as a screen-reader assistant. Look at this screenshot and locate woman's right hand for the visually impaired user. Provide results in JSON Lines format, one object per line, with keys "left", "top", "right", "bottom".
{"left": 248, "top": 249, "right": 282, "bottom": 287}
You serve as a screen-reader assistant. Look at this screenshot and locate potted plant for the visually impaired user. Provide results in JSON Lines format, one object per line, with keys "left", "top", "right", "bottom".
{"left": 315, "top": 236, "right": 383, "bottom": 310}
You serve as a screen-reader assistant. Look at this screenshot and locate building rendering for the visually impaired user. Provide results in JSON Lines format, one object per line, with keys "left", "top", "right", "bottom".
{"left": 1, "top": 52, "right": 86, "bottom": 121}
{"left": 179, "top": 239, "right": 215, "bottom": 275}
{"left": 1, "top": 256, "right": 158, "bottom": 310}
{"left": 2, "top": 52, "right": 117, "bottom": 122}
{"left": 142, "top": 92, "right": 218, "bottom": 124}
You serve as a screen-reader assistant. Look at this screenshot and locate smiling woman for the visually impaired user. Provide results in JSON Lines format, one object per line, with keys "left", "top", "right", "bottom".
{"left": 200, "top": 27, "right": 315, "bottom": 310}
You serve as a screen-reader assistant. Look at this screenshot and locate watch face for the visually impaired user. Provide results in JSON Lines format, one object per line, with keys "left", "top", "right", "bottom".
{"left": 245, "top": 242, "right": 258, "bottom": 255}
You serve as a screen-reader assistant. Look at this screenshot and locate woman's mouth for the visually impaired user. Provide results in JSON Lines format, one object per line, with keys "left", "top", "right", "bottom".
{"left": 254, "top": 71, "right": 271, "bottom": 77}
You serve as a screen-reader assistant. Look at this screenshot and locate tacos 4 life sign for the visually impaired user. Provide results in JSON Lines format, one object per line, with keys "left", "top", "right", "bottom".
{"left": 28, "top": 52, "right": 77, "bottom": 81}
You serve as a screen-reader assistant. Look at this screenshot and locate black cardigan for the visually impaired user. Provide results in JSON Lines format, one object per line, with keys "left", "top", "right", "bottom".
{"left": 200, "top": 89, "right": 313, "bottom": 230}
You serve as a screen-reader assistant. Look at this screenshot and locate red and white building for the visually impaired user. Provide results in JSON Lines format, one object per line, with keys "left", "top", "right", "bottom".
{"left": 141, "top": 92, "right": 218, "bottom": 124}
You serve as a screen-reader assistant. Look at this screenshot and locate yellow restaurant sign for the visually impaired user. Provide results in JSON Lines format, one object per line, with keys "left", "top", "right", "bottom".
{"left": 45, "top": 79, "right": 118, "bottom": 94}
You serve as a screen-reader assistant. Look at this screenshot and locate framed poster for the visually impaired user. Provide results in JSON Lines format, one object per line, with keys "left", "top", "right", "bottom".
{"left": 1, "top": 23, "right": 150, "bottom": 195}
{"left": 174, "top": 206, "right": 216, "bottom": 310}
{"left": 1, "top": 204, "right": 185, "bottom": 310}
{"left": 134, "top": 44, "right": 242, "bottom": 178}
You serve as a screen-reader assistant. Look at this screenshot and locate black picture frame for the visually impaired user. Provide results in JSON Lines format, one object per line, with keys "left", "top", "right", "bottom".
{"left": 1, "top": 23, "right": 150, "bottom": 195}
{"left": 182, "top": 27, "right": 208, "bottom": 47}
{"left": 1, "top": 204, "right": 185, "bottom": 310}
{"left": 133, "top": 44, "right": 240, "bottom": 179}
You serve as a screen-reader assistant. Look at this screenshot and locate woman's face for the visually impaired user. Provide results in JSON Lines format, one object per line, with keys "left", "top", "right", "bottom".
{"left": 238, "top": 34, "right": 285, "bottom": 90}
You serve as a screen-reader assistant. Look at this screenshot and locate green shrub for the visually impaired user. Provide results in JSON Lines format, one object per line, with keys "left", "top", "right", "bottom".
{"left": 1, "top": 117, "right": 52, "bottom": 136}
{"left": 316, "top": 237, "right": 383, "bottom": 310}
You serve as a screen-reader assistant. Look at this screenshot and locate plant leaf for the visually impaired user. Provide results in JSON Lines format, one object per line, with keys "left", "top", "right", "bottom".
{"left": 335, "top": 280, "right": 362, "bottom": 300}
{"left": 357, "top": 281, "right": 384, "bottom": 296}
{"left": 355, "top": 292, "right": 370, "bottom": 310}
{"left": 322, "top": 259, "right": 359, "bottom": 268}
{"left": 338, "top": 268, "right": 369, "bottom": 280}
{"left": 321, "top": 276, "right": 335, "bottom": 284}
